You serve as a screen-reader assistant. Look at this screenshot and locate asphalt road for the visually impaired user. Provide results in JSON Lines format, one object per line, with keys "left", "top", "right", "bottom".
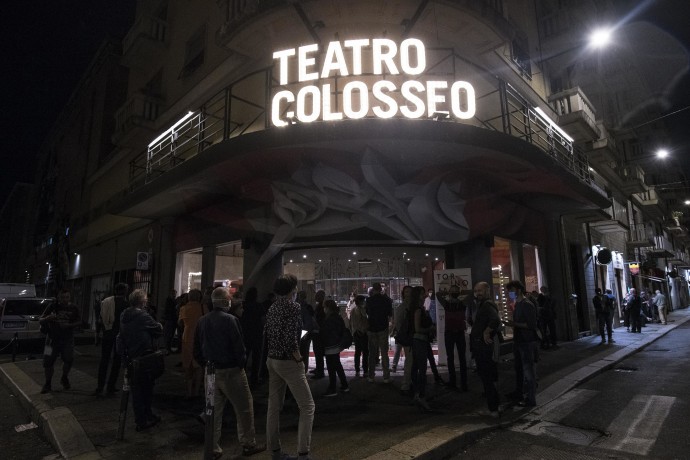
{"left": 454, "top": 323, "right": 690, "bottom": 459}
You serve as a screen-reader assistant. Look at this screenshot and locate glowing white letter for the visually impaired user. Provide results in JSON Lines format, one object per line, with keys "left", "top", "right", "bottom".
{"left": 343, "top": 81, "right": 369, "bottom": 119}
{"left": 322, "top": 84, "right": 343, "bottom": 121}
{"left": 372, "top": 81, "right": 398, "bottom": 118}
{"left": 450, "top": 81, "right": 476, "bottom": 119}
{"left": 400, "top": 81, "right": 425, "bottom": 118}
{"left": 273, "top": 48, "right": 296, "bottom": 85}
{"left": 372, "top": 39, "right": 399, "bottom": 75}
{"left": 344, "top": 39, "right": 370, "bottom": 75}
{"left": 426, "top": 81, "right": 448, "bottom": 117}
{"left": 296, "top": 85, "right": 320, "bottom": 122}
{"left": 272, "top": 90, "right": 295, "bottom": 127}
{"left": 321, "top": 41, "right": 349, "bottom": 78}
{"left": 298, "top": 44, "right": 319, "bottom": 82}
{"left": 400, "top": 38, "right": 426, "bottom": 75}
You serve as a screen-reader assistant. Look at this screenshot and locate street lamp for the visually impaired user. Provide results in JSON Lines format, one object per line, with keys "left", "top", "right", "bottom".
{"left": 588, "top": 27, "right": 614, "bottom": 49}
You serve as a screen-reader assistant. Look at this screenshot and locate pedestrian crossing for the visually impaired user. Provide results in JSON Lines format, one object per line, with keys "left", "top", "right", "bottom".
{"left": 510, "top": 389, "right": 676, "bottom": 456}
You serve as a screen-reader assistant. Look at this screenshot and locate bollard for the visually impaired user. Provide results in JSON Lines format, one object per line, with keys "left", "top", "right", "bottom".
{"left": 117, "top": 364, "right": 131, "bottom": 440}
{"left": 203, "top": 362, "right": 216, "bottom": 460}
{"left": 11, "top": 332, "right": 18, "bottom": 362}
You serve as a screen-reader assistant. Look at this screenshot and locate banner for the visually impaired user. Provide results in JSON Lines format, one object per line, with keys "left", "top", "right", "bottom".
{"left": 433, "top": 268, "right": 472, "bottom": 365}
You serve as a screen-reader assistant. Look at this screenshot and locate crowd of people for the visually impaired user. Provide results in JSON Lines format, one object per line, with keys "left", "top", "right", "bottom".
{"left": 49, "top": 275, "right": 678, "bottom": 457}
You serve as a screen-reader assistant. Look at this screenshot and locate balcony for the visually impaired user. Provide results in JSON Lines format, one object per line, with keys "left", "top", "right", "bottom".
{"left": 586, "top": 122, "right": 617, "bottom": 165}
{"left": 549, "top": 87, "right": 600, "bottom": 143}
{"left": 121, "top": 14, "right": 168, "bottom": 68}
{"left": 634, "top": 188, "right": 668, "bottom": 221}
{"left": 216, "top": 0, "right": 284, "bottom": 49}
{"left": 627, "top": 223, "right": 655, "bottom": 249}
{"left": 113, "top": 92, "right": 164, "bottom": 145}
{"left": 617, "top": 164, "right": 648, "bottom": 195}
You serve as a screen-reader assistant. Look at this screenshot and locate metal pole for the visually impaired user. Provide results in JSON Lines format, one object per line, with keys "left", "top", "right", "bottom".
{"left": 117, "top": 364, "right": 131, "bottom": 440}
{"left": 11, "top": 332, "right": 18, "bottom": 362}
{"left": 203, "top": 362, "right": 216, "bottom": 460}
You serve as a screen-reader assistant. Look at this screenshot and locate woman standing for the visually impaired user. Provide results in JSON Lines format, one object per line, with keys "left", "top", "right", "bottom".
{"left": 348, "top": 295, "right": 369, "bottom": 378}
{"left": 178, "top": 289, "right": 208, "bottom": 398}
{"left": 410, "top": 286, "right": 435, "bottom": 410}
{"left": 321, "top": 299, "right": 349, "bottom": 397}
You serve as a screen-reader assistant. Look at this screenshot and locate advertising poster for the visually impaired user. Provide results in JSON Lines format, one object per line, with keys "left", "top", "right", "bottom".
{"left": 433, "top": 268, "right": 472, "bottom": 365}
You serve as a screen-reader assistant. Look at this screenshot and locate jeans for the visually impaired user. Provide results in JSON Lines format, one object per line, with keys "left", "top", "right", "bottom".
{"left": 367, "top": 330, "right": 390, "bottom": 380}
{"left": 43, "top": 337, "right": 74, "bottom": 386}
{"left": 311, "top": 333, "right": 325, "bottom": 376}
{"left": 598, "top": 312, "right": 613, "bottom": 340}
{"left": 473, "top": 340, "right": 499, "bottom": 411}
{"left": 353, "top": 331, "right": 369, "bottom": 374}
{"left": 266, "top": 358, "right": 315, "bottom": 455}
{"left": 299, "top": 332, "right": 313, "bottom": 373}
{"left": 658, "top": 305, "right": 667, "bottom": 324}
{"left": 131, "top": 368, "right": 155, "bottom": 426}
{"left": 515, "top": 341, "right": 537, "bottom": 405}
{"left": 411, "top": 338, "right": 428, "bottom": 397}
{"left": 325, "top": 353, "right": 347, "bottom": 391}
{"left": 97, "top": 329, "right": 121, "bottom": 391}
{"left": 444, "top": 330, "right": 467, "bottom": 388}
{"left": 213, "top": 367, "right": 256, "bottom": 453}
{"left": 392, "top": 343, "right": 403, "bottom": 368}
{"left": 245, "top": 337, "right": 264, "bottom": 385}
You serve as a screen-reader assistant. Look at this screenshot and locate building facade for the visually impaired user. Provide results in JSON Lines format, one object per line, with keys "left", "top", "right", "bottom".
{"left": 11, "top": 0, "right": 690, "bottom": 337}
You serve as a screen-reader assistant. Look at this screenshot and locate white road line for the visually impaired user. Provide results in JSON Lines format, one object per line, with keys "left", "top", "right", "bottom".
{"left": 596, "top": 394, "right": 675, "bottom": 455}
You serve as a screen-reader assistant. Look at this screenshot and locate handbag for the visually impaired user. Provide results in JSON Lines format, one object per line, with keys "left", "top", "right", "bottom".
{"left": 132, "top": 350, "right": 166, "bottom": 380}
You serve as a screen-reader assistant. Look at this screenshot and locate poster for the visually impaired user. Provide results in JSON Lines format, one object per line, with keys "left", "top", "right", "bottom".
{"left": 433, "top": 268, "right": 472, "bottom": 365}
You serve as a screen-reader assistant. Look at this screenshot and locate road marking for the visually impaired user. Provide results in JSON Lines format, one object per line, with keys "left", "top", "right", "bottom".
{"left": 596, "top": 394, "right": 675, "bottom": 455}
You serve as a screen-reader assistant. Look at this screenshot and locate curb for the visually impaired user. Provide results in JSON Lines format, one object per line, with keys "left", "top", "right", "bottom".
{"left": 0, "top": 362, "right": 101, "bottom": 460}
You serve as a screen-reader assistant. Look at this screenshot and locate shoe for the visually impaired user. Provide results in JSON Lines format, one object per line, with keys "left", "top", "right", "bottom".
{"left": 383, "top": 378, "right": 391, "bottom": 383}
{"left": 435, "top": 376, "right": 445, "bottom": 385}
{"left": 40, "top": 385, "right": 51, "bottom": 394}
{"left": 517, "top": 400, "right": 536, "bottom": 408}
{"left": 599, "top": 339, "right": 606, "bottom": 345}
{"left": 324, "top": 389, "right": 338, "bottom": 397}
{"left": 308, "top": 369, "right": 317, "bottom": 374}
{"left": 609, "top": 338, "right": 616, "bottom": 344}
{"left": 391, "top": 365, "right": 397, "bottom": 373}
{"left": 242, "top": 443, "right": 266, "bottom": 456}
{"left": 340, "top": 386, "right": 350, "bottom": 393}
{"left": 91, "top": 388, "right": 103, "bottom": 397}
{"left": 135, "top": 420, "right": 158, "bottom": 432}
{"left": 60, "top": 376, "right": 71, "bottom": 390}
{"left": 413, "top": 395, "right": 431, "bottom": 411}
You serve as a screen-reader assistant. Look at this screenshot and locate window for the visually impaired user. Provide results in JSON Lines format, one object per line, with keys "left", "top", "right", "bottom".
{"left": 511, "top": 32, "right": 532, "bottom": 79}
{"left": 179, "top": 25, "right": 206, "bottom": 79}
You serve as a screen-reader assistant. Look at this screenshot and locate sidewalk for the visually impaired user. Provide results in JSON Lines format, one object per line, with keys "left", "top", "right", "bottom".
{"left": 2, "top": 308, "right": 690, "bottom": 460}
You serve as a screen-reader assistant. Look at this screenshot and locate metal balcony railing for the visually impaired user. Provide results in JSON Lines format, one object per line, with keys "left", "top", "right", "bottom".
{"left": 129, "top": 48, "right": 601, "bottom": 197}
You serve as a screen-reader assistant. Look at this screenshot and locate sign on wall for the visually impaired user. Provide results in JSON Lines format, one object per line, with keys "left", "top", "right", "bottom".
{"left": 271, "top": 38, "right": 476, "bottom": 127}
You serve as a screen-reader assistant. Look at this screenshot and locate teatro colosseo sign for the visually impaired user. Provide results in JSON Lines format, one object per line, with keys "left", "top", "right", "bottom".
{"left": 271, "top": 38, "right": 476, "bottom": 127}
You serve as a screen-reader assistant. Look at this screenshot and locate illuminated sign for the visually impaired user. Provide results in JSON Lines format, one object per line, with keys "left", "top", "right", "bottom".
{"left": 271, "top": 38, "right": 476, "bottom": 127}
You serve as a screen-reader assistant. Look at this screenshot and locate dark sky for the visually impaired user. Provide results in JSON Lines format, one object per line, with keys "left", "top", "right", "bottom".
{"left": 0, "top": 0, "right": 136, "bottom": 205}
{"left": 0, "top": 0, "right": 689, "bottom": 206}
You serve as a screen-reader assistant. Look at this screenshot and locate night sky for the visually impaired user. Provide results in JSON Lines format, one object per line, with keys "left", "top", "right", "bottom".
{"left": 0, "top": 0, "right": 689, "bottom": 206}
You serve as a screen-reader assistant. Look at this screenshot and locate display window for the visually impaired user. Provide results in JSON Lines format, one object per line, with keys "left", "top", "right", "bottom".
{"left": 174, "top": 241, "right": 244, "bottom": 295}
{"left": 282, "top": 246, "right": 445, "bottom": 306}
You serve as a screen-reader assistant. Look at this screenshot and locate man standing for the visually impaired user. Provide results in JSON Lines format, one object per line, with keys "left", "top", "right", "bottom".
{"left": 265, "top": 274, "right": 314, "bottom": 460}
{"left": 654, "top": 290, "right": 668, "bottom": 325}
{"left": 505, "top": 280, "right": 538, "bottom": 408}
{"left": 365, "top": 282, "right": 393, "bottom": 383}
{"left": 93, "top": 283, "right": 128, "bottom": 396}
{"left": 469, "top": 282, "right": 501, "bottom": 417}
{"left": 39, "top": 289, "right": 81, "bottom": 393}
{"left": 194, "top": 287, "right": 265, "bottom": 458}
{"left": 423, "top": 288, "right": 437, "bottom": 325}
{"left": 537, "top": 286, "right": 557, "bottom": 349}
{"left": 436, "top": 285, "right": 468, "bottom": 391}
{"left": 593, "top": 288, "right": 607, "bottom": 344}
{"left": 601, "top": 289, "right": 616, "bottom": 344}
{"left": 162, "top": 289, "right": 177, "bottom": 353}
{"left": 118, "top": 289, "right": 163, "bottom": 432}
{"left": 627, "top": 288, "right": 643, "bottom": 333}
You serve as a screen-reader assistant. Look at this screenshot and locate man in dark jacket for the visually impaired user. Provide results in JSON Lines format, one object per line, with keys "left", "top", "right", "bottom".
{"left": 436, "top": 285, "right": 468, "bottom": 391}
{"left": 469, "top": 282, "right": 501, "bottom": 417}
{"left": 93, "top": 283, "right": 128, "bottom": 396}
{"left": 39, "top": 288, "right": 82, "bottom": 393}
{"left": 194, "top": 287, "right": 265, "bottom": 458}
{"left": 365, "top": 282, "right": 393, "bottom": 383}
{"left": 118, "top": 289, "right": 163, "bottom": 432}
{"left": 627, "top": 288, "right": 643, "bottom": 333}
{"left": 505, "top": 280, "right": 538, "bottom": 408}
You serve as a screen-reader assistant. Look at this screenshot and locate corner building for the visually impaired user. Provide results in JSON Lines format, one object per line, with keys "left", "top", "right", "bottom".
{"left": 55, "top": 0, "right": 687, "bottom": 341}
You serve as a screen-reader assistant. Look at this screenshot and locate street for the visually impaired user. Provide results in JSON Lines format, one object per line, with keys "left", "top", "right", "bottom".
{"left": 455, "top": 322, "right": 690, "bottom": 459}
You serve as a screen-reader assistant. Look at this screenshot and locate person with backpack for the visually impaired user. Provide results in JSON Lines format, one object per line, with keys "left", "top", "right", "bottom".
{"left": 321, "top": 299, "right": 350, "bottom": 397}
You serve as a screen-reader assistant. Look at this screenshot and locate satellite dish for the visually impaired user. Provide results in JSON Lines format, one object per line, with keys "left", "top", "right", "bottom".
{"left": 596, "top": 247, "right": 612, "bottom": 265}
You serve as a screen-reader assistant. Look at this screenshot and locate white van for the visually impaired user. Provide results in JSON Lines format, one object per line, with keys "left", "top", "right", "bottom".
{"left": 0, "top": 284, "right": 52, "bottom": 341}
